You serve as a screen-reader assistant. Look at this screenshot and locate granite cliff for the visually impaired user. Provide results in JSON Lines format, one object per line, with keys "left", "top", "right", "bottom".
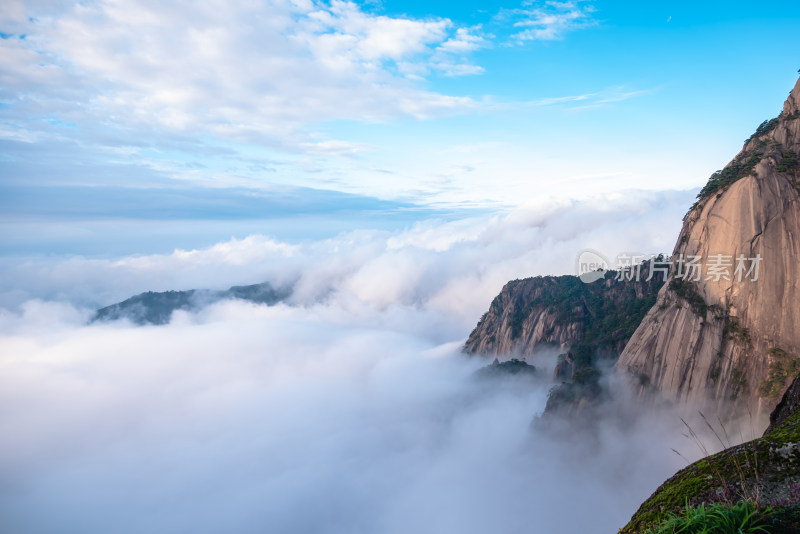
{"left": 463, "top": 265, "right": 664, "bottom": 359}
{"left": 617, "top": 78, "right": 800, "bottom": 421}
{"left": 464, "top": 264, "right": 664, "bottom": 415}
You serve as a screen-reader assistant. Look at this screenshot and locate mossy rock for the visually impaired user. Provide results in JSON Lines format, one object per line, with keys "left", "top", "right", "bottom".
{"left": 620, "top": 409, "right": 800, "bottom": 533}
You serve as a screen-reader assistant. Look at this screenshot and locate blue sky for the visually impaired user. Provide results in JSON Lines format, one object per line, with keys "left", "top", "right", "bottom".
{"left": 1, "top": 0, "right": 799, "bottom": 255}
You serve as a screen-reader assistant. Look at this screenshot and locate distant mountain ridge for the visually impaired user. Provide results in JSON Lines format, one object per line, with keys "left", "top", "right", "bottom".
{"left": 92, "top": 282, "right": 290, "bottom": 325}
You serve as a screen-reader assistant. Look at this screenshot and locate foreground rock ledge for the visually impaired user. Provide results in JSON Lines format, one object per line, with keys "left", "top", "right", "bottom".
{"left": 621, "top": 375, "right": 800, "bottom": 533}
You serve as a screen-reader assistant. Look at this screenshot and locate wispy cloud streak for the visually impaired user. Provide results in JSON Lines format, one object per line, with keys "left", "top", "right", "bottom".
{"left": 503, "top": 0, "right": 598, "bottom": 42}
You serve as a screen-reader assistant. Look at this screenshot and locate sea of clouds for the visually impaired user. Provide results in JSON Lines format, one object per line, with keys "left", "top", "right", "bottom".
{"left": 0, "top": 191, "right": 730, "bottom": 534}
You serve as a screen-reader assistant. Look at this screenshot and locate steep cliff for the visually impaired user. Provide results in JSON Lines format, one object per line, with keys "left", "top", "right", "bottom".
{"left": 464, "top": 267, "right": 664, "bottom": 359}
{"left": 617, "top": 78, "right": 800, "bottom": 421}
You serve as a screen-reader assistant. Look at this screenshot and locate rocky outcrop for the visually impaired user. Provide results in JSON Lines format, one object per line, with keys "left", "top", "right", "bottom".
{"left": 464, "top": 267, "right": 664, "bottom": 358}
{"left": 621, "top": 374, "right": 800, "bottom": 533}
{"left": 553, "top": 352, "right": 576, "bottom": 382}
{"left": 542, "top": 365, "right": 604, "bottom": 418}
{"left": 617, "top": 77, "right": 800, "bottom": 421}
{"left": 464, "top": 277, "right": 586, "bottom": 356}
{"left": 474, "top": 358, "right": 538, "bottom": 380}
{"left": 767, "top": 371, "right": 800, "bottom": 434}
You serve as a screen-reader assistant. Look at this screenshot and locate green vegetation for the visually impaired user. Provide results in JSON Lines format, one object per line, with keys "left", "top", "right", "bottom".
{"left": 730, "top": 368, "right": 749, "bottom": 401}
{"left": 645, "top": 500, "right": 774, "bottom": 534}
{"left": 504, "top": 266, "right": 661, "bottom": 413}
{"left": 684, "top": 109, "right": 800, "bottom": 217}
{"left": 572, "top": 366, "right": 601, "bottom": 387}
{"left": 544, "top": 365, "right": 603, "bottom": 414}
{"left": 668, "top": 278, "right": 709, "bottom": 317}
{"left": 93, "top": 282, "right": 289, "bottom": 325}
{"left": 475, "top": 358, "right": 537, "bottom": 379}
{"left": 759, "top": 349, "right": 800, "bottom": 400}
{"left": 725, "top": 316, "right": 752, "bottom": 344}
{"left": 94, "top": 289, "right": 198, "bottom": 325}
{"left": 776, "top": 150, "right": 799, "bottom": 175}
{"left": 622, "top": 408, "right": 800, "bottom": 533}
{"left": 471, "top": 260, "right": 665, "bottom": 413}
{"left": 466, "top": 312, "right": 489, "bottom": 340}
{"left": 694, "top": 151, "right": 764, "bottom": 203}
{"left": 683, "top": 116, "right": 787, "bottom": 217}
{"left": 508, "top": 299, "right": 530, "bottom": 340}
{"left": 745, "top": 118, "right": 780, "bottom": 145}
{"left": 502, "top": 262, "right": 664, "bottom": 414}
{"left": 768, "top": 506, "right": 800, "bottom": 533}
{"left": 506, "top": 268, "right": 661, "bottom": 351}
{"left": 640, "top": 501, "right": 800, "bottom": 534}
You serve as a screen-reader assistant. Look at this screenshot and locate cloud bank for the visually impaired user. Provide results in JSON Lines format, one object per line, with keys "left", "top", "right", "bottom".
{"left": 0, "top": 0, "right": 611, "bottom": 206}
{"left": 0, "top": 190, "right": 723, "bottom": 533}
{"left": 1, "top": 295, "right": 709, "bottom": 534}
{"left": 0, "top": 190, "right": 694, "bottom": 324}
{"left": 0, "top": 0, "right": 482, "bottom": 152}
{"left": 0, "top": 0, "right": 600, "bottom": 149}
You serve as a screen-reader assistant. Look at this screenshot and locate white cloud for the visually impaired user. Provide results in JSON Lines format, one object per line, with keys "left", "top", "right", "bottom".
{"left": 0, "top": 0, "right": 483, "bottom": 156}
{"left": 0, "top": 189, "right": 694, "bottom": 332}
{"left": 515, "top": 86, "right": 656, "bottom": 109}
{"left": 0, "top": 0, "right": 634, "bottom": 206}
{"left": 430, "top": 26, "right": 489, "bottom": 76}
{"left": 304, "top": 0, "right": 450, "bottom": 62}
{"left": 437, "top": 27, "right": 488, "bottom": 54}
{"left": 0, "top": 188, "right": 732, "bottom": 533}
{"left": 508, "top": 0, "right": 597, "bottom": 42}
{"left": 0, "top": 271, "right": 717, "bottom": 534}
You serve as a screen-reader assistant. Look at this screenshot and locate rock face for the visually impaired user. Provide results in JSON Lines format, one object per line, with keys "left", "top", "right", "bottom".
{"left": 463, "top": 268, "right": 664, "bottom": 358}
{"left": 767, "top": 371, "right": 800, "bottom": 434}
{"left": 553, "top": 352, "right": 575, "bottom": 382}
{"left": 617, "top": 78, "right": 800, "bottom": 421}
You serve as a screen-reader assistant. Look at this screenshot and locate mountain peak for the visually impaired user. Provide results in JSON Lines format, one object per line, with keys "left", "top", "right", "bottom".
{"left": 617, "top": 77, "right": 800, "bottom": 424}
{"left": 782, "top": 76, "right": 800, "bottom": 117}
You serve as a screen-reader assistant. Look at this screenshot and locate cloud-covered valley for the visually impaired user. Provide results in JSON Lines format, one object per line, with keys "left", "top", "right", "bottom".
{"left": 1, "top": 297, "right": 700, "bottom": 534}
{"left": 0, "top": 191, "right": 722, "bottom": 533}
